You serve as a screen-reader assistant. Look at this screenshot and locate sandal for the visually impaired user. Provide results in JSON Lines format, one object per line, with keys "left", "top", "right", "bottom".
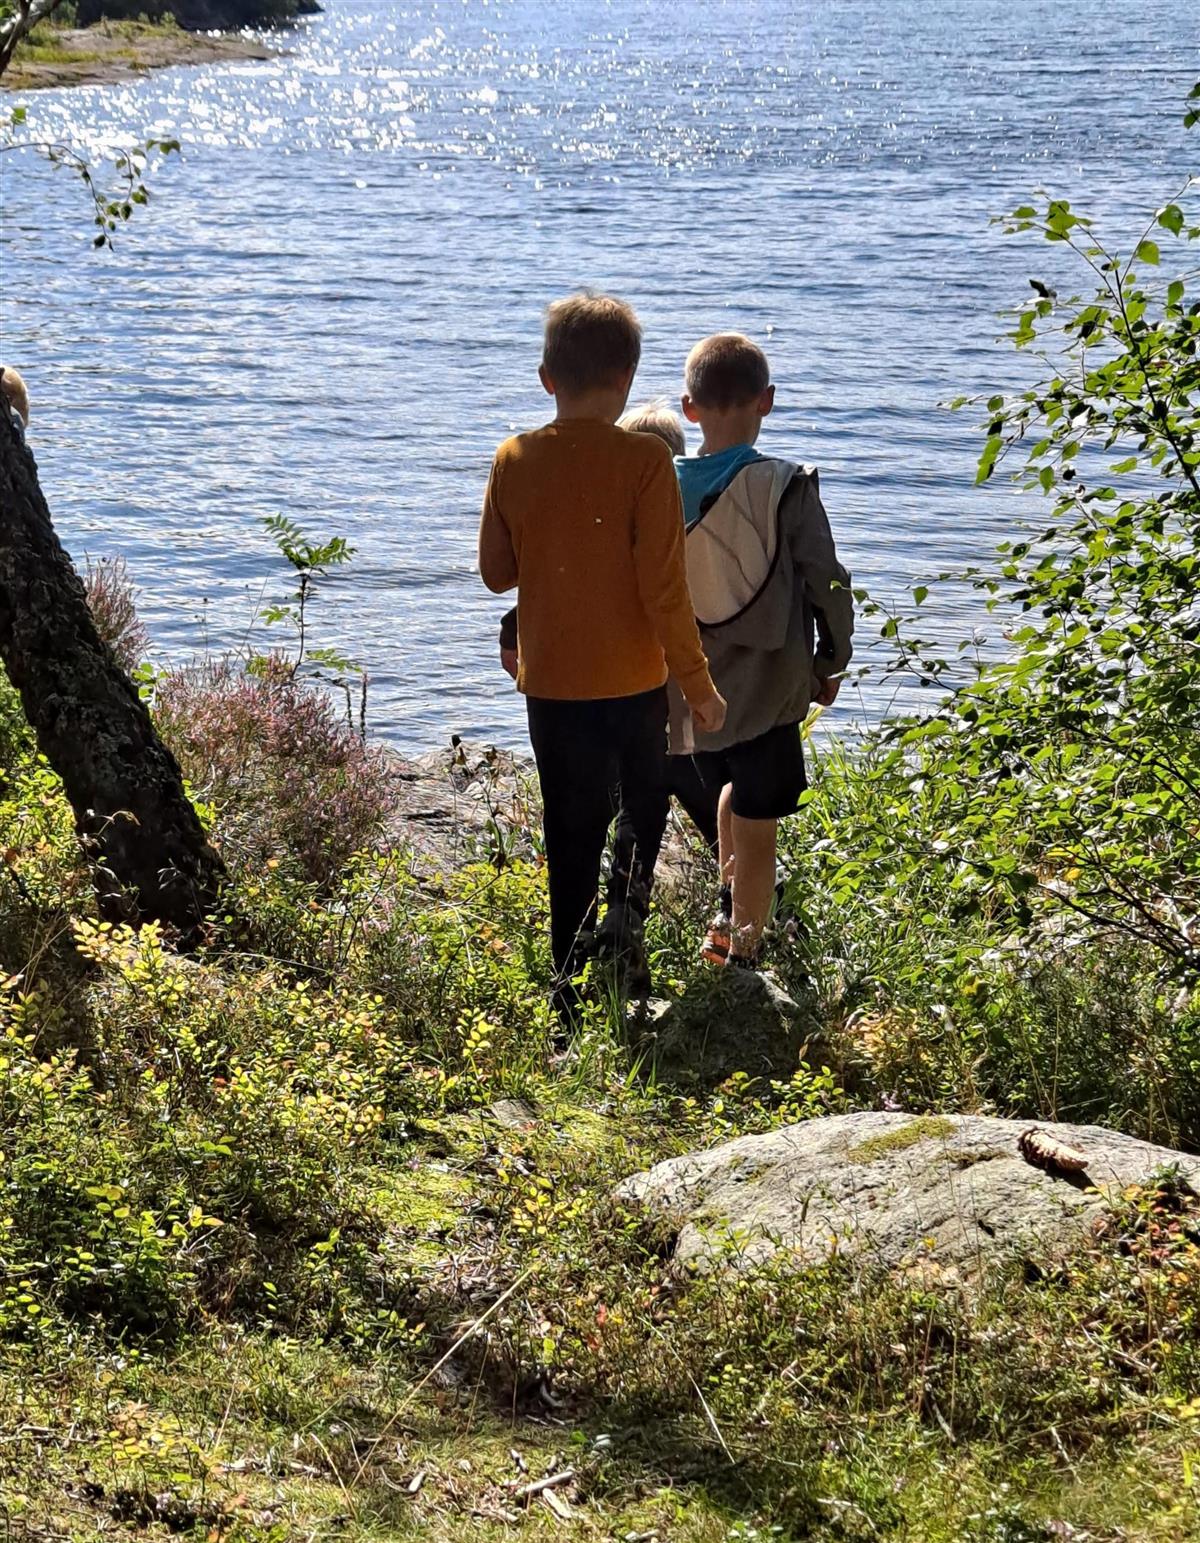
{"left": 700, "top": 910, "right": 732, "bottom": 966}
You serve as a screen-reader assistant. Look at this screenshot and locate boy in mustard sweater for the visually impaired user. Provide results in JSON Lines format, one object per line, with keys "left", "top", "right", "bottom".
{"left": 479, "top": 293, "right": 726, "bottom": 1018}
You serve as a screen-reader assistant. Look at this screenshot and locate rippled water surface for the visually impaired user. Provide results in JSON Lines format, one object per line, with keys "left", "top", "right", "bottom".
{"left": 2, "top": 0, "right": 1194, "bottom": 746}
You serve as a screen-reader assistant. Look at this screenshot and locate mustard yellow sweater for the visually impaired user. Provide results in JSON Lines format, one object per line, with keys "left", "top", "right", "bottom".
{"left": 478, "top": 419, "right": 714, "bottom": 706}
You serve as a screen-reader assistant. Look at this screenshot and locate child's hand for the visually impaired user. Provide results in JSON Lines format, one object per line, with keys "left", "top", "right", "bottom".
{"left": 691, "top": 689, "right": 727, "bottom": 736}
{"left": 812, "top": 675, "right": 841, "bottom": 708}
{"left": 500, "top": 647, "right": 519, "bottom": 681}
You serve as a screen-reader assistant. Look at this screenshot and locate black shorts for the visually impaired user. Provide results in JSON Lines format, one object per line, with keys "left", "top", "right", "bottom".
{"left": 693, "top": 721, "right": 807, "bottom": 821}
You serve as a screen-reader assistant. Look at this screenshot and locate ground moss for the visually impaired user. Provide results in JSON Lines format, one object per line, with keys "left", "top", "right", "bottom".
{"left": 0, "top": 1329, "right": 1194, "bottom": 1542}
{"left": 374, "top": 1160, "right": 474, "bottom": 1266}
{"left": 0, "top": 668, "right": 1196, "bottom": 1541}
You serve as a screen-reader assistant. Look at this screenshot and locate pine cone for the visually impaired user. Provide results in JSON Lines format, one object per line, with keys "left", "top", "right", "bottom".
{"left": 1018, "top": 1127, "right": 1089, "bottom": 1174}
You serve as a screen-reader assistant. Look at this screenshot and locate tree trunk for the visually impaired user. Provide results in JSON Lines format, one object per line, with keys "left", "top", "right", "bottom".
{"left": 0, "top": 408, "right": 225, "bottom": 942}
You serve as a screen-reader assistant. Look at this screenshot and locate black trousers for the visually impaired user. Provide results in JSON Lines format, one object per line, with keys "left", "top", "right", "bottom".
{"left": 608, "top": 753, "right": 720, "bottom": 910}
{"left": 526, "top": 687, "right": 669, "bottom": 978}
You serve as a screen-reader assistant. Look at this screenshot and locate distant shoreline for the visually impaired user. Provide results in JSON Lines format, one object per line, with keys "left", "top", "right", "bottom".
{"left": 2, "top": 20, "right": 275, "bottom": 91}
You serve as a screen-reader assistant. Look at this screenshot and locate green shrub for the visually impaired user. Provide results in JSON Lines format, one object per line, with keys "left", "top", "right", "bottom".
{"left": 875, "top": 185, "right": 1199, "bottom": 985}
{"left": 761, "top": 155, "right": 1200, "bottom": 1148}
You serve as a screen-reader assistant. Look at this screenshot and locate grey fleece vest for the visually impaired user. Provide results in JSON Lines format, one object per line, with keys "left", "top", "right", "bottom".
{"left": 670, "top": 459, "right": 854, "bottom": 756}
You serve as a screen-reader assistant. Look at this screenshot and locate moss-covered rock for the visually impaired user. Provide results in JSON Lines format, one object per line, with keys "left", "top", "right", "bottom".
{"left": 616, "top": 1111, "right": 1200, "bottom": 1276}
{"left": 634, "top": 968, "right": 823, "bottom": 1090}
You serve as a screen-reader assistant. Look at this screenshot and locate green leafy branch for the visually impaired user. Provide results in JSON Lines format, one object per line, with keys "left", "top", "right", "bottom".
{"left": 4, "top": 106, "right": 180, "bottom": 250}
{"left": 259, "top": 516, "right": 365, "bottom": 727}
{"left": 861, "top": 82, "right": 1200, "bottom": 980}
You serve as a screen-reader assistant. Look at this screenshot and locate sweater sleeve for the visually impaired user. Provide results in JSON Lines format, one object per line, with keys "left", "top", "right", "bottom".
{"left": 631, "top": 442, "right": 715, "bottom": 707}
{"left": 478, "top": 450, "right": 519, "bottom": 594}
{"left": 790, "top": 473, "right": 854, "bottom": 677}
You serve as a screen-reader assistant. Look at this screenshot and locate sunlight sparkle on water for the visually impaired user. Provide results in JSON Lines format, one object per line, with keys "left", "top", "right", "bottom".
{"left": 2, "top": 0, "right": 1192, "bottom": 746}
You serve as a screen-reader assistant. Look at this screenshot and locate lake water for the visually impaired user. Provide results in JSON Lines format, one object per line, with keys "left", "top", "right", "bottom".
{"left": 2, "top": 0, "right": 1195, "bottom": 748}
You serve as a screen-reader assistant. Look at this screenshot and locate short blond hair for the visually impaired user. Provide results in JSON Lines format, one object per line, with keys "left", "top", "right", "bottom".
{"left": 684, "top": 333, "right": 770, "bottom": 410}
{"left": 543, "top": 292, "right": 642, "bottom": 395}
{"left": 1, "top": 367, "right": 30, "bottom": 427}
{"left": 618, "top": 397, "right": 686, "bottom": 456}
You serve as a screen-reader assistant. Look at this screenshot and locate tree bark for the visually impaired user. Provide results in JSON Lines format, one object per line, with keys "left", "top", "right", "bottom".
{"left": 0, "top": 0, "right": 70, "bottom": 79}
{"left": 0, "top": 408, "right": 225, "bottom": 942}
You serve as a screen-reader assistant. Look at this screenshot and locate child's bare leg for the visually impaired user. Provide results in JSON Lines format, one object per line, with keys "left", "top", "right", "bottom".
{"left": 700, "top": 784, "right": 737, "bottom": 964}
{"left": 729, "top": 814, "right": 778, "bottom": 960}
{"left": 717, "top": 782, "right": 736, "bottom": 897}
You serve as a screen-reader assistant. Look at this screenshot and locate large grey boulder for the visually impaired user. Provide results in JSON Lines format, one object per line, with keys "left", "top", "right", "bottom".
{"left": 615, "top": 1111, "right": 1200, "bottom": 1277}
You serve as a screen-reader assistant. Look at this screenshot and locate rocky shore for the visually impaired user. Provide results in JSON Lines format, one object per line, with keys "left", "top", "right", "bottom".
{"left": 388, "top": 737, "right": 714, "bottom": 891}
{"left": 3, "top": 21, "right": 274, "bottom": 91}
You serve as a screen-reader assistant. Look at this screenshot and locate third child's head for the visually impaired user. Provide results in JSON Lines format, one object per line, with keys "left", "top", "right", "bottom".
{"left": 617, "top": 397, "right": 686, "bottom": 456}
{"left": 540, "top": 292, "right": 642, "bottom": 422}
{"left": 0, "top": 366, "right": 30, "bottom": 429}
{"left": 681, "top": 332, "right": 774, "bottom": 453}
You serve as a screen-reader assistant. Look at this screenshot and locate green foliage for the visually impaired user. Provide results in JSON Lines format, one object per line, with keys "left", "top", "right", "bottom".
{"left": 262, "top": 513, "right": 353, "bottom": 580}
{"left": 1186, "top": 80, "right": 1200, "bottom": 132}
{"left": 0, "top": 687, "right": 87, "bottom": 916}
{"left": 259, "top": 513, "right": 363, "bottom": 708}
{"left": 791, "top": 129, "right": 1200, "bottom": 1155}
{"left": 777, "top": 739, "right": 1200, "bottom": 1144}
{"left": 2, "top": 85, "right": 1200, "bottom": 1543}
{"left": 0, "top": 643, "right": 1197, "bottom": 1536}
{"left": 2, "top": 108, "right": 179, "bottom": 249}
{"left": 0, "top": 907, "right": 432, "bottom": 1348}
{"left": 886, "top": 178, "right": 1200, "bottom": 981}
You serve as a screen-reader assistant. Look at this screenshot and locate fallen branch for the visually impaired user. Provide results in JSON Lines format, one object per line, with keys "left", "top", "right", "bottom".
{"left": 511, "top": 1467, "right": 576, "bottom": 1503}
{"left": 1018, "top": 1127, "right": 1089, "bottom": 1175}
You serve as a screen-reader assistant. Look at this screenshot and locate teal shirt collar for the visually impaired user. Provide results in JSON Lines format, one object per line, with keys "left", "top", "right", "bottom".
{"left": 674, "top": 444, "right": 764, "bottom": 529}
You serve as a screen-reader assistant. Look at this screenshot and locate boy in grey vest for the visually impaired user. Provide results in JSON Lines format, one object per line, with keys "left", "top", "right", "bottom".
{"left": 676, "top": 334, "right": 854, "bottom": 969}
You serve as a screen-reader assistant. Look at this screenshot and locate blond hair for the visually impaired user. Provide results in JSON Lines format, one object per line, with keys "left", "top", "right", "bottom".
{"left": 618, "top": 397, "right": 686, "bottom": 456}
{"left": 684, "top": 333, "right": 770, "bottom": 410}
{"left": 1, "top": 367, "right": 30, "bottom": 427}
{"left": 543, "top": 292, "right": 642, "bottom": 395}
